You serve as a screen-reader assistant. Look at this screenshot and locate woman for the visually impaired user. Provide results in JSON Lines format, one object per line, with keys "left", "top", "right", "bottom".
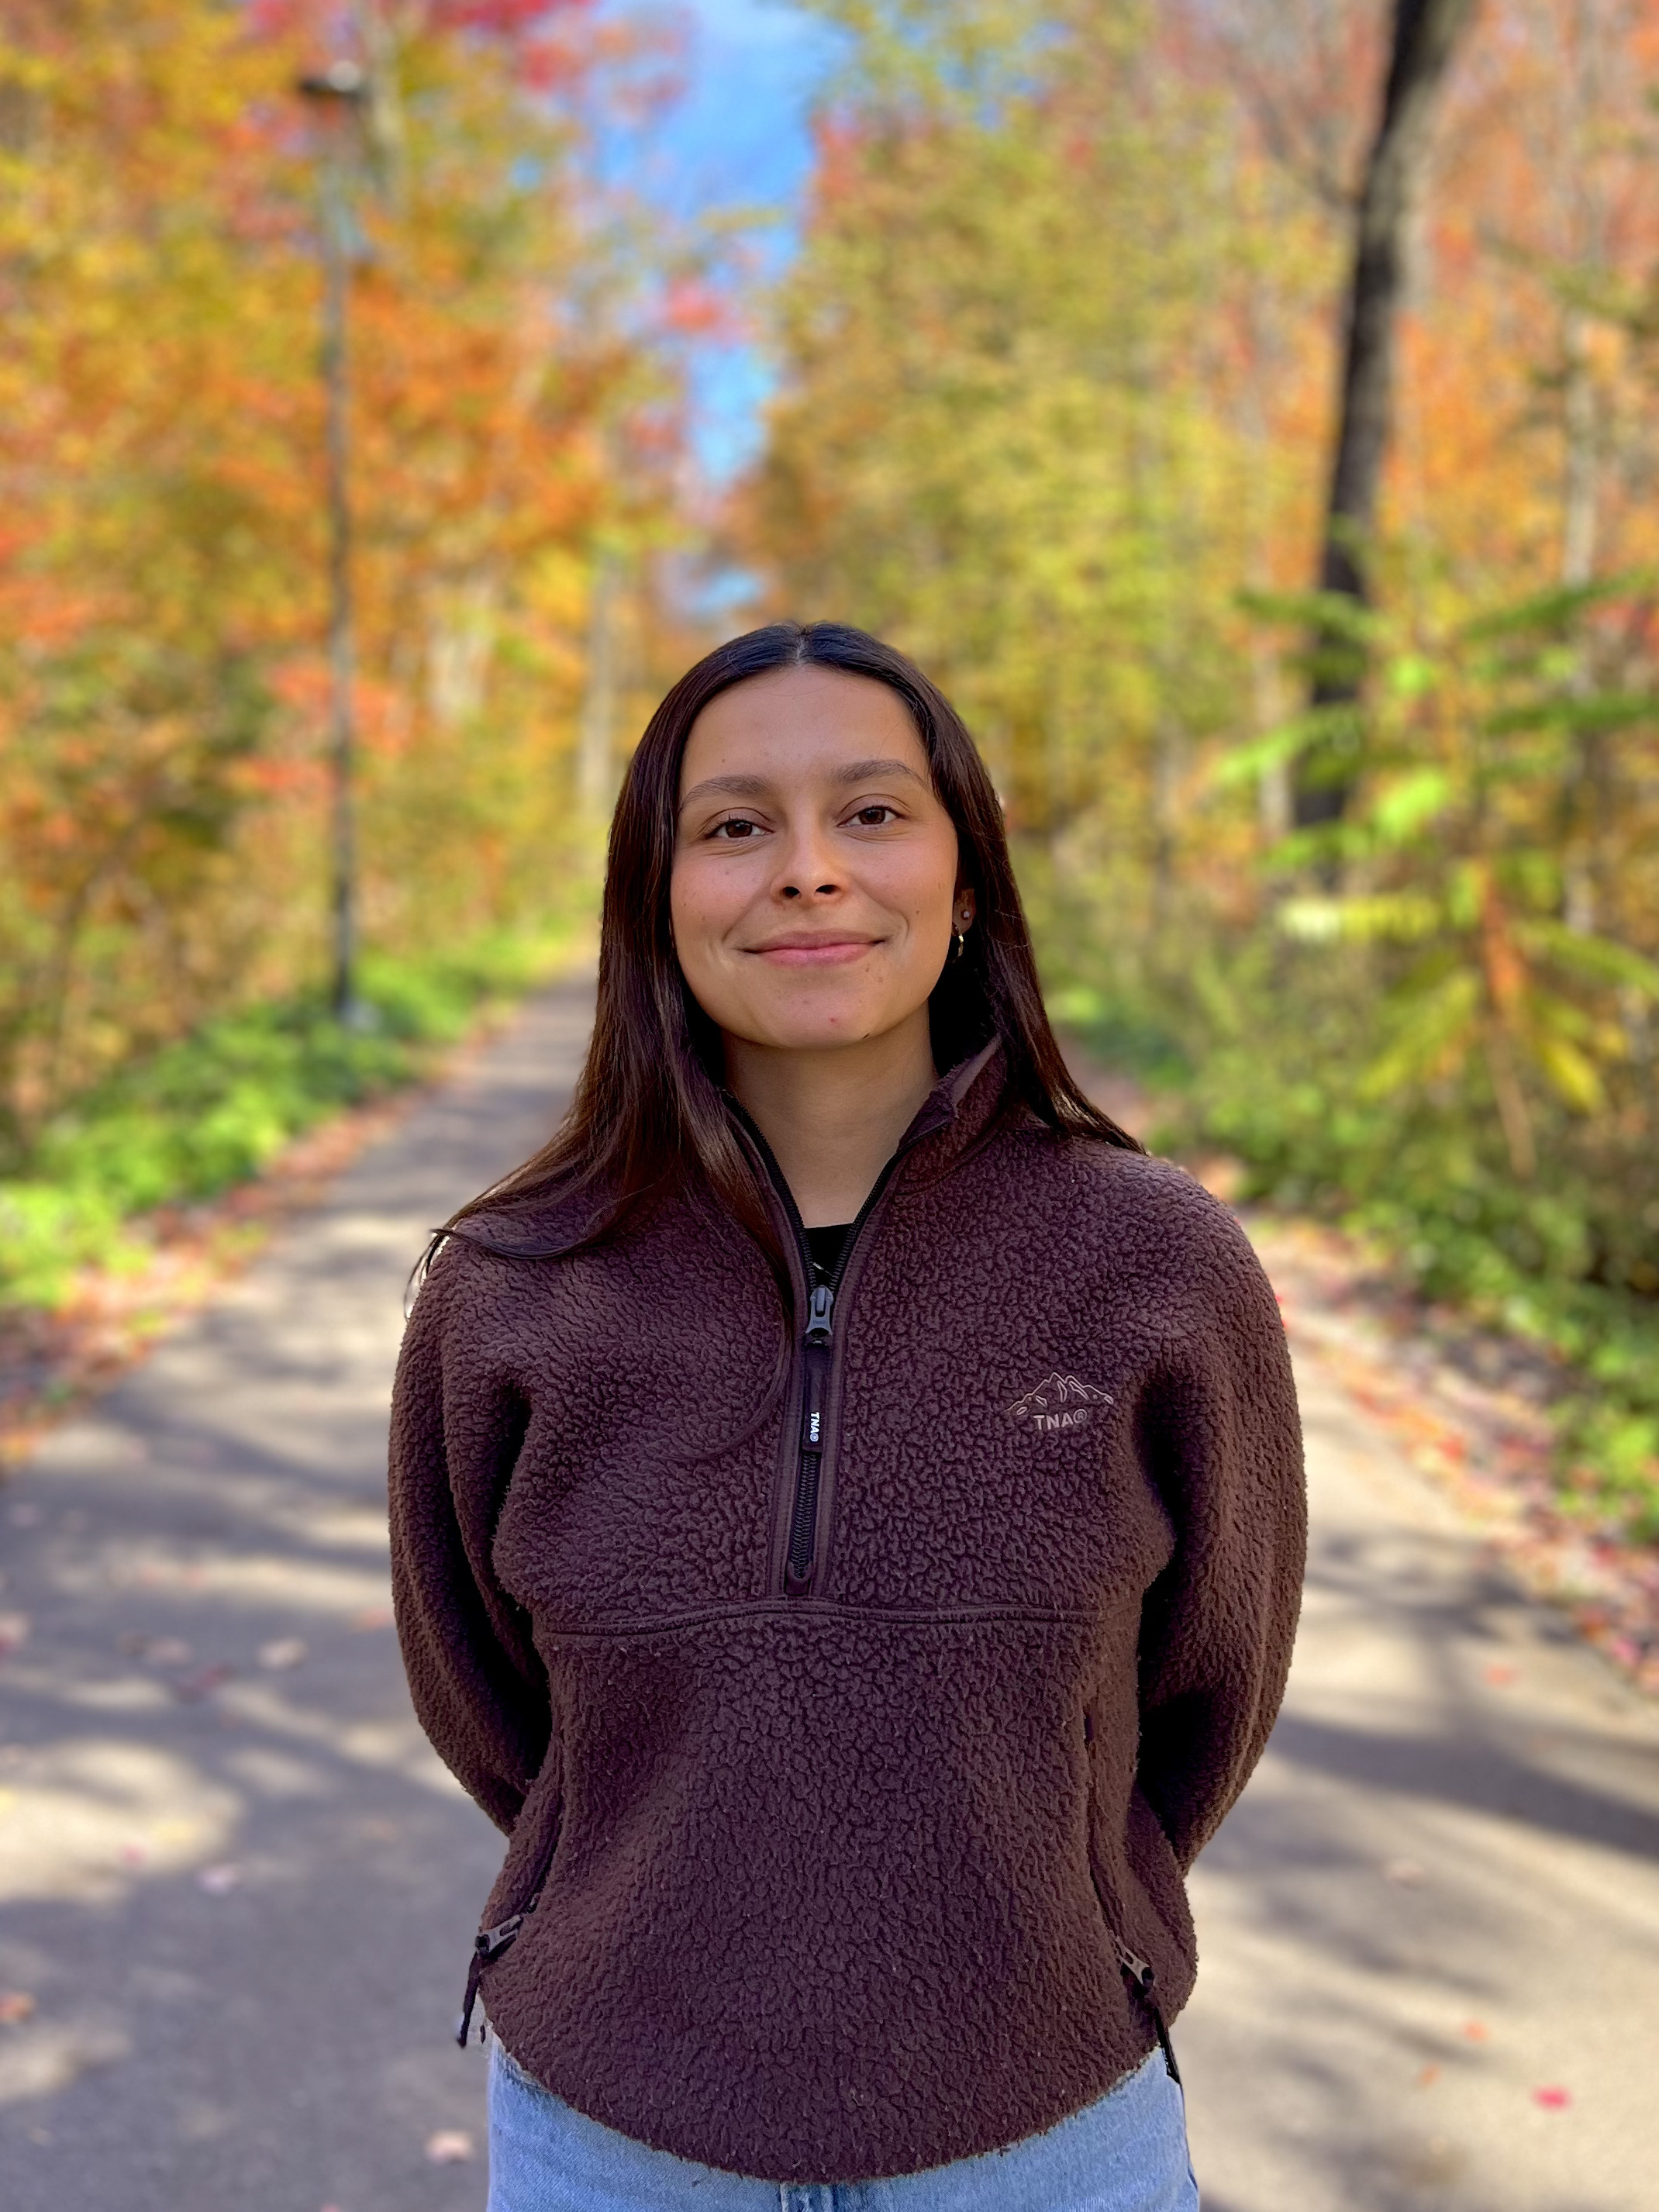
{"left": 389, "top": 622, "right": 1305, "bottom": 2212}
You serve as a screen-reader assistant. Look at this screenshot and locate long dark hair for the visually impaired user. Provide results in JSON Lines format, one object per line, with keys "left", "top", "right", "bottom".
{"left": 443, "top": 621, "right": 1139, "bottom": 1271}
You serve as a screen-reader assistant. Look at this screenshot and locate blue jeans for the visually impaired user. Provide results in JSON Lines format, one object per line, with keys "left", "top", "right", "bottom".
{"left": 487, "top": 2041, "right": 1199, "bottom": 2212}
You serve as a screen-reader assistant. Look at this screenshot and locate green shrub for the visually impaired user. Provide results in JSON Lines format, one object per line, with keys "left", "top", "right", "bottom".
{"left": 0, "top": 923, "right": 579, "bottom": 1309}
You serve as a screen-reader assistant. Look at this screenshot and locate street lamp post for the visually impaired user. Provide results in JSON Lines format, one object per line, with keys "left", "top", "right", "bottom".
{"left": 298, "top": 60, "right": 368, "bottom": 1026}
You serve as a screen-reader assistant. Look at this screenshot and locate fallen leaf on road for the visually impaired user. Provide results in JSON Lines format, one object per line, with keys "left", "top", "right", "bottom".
{"left": 351, "top": 1606, "right": 392, "bottom": 1631}
{"left": 1460, "top": 2020, "right": 1490, "bottom": 2042}
{"left": 1533, "top": 2086, "right": 1571, "bottom": 2110}
{"left": 1483, "top": 1663, "right": 1518, "bottom": 1687}
{"left": 119, "top": 1841, "right": 147, "bottom": 1865}
{"left": 1416, "top": 2064, "right": 1440, "bottom": 2088}
{"left": 197, "top": 1862, "right": 242, "bottom": 1895}
{"left": 0, "top": 1613, "right": 29, "bottom": 1656}
{"left": 257, "top": 1637, "right": 308, "bottom": 1670}
{"left": 425, "top": 2129, "right": 474, "bottom": 2164}
{"left": 0, "top": 1989, "right": 36, "bottom": 2024}
{"left": 172, "top": 1663, "right": 233, "bottom": 1701}
{"left": 1383, "top": 1858, "right": 1426, "bottom": 1886}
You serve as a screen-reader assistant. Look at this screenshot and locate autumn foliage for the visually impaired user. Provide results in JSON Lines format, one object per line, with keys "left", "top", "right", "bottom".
{"left": 0, "top": 0, "right": 672, "bottom": 1157}
{"left": 746, "top": 0, "right": 1659, "bottom": 1532}
{"left": 5, "top": 0, "right": 1659, "bottom": 1534}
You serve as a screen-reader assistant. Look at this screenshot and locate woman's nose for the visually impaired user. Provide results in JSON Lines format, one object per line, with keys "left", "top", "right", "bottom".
{"left": 774, "top": 821, "right": 842, "bottom": 900}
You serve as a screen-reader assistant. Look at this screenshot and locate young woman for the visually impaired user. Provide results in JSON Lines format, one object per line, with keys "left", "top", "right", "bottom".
{"left": 389, "top": 622, "right": 1305, "bottom": 2212}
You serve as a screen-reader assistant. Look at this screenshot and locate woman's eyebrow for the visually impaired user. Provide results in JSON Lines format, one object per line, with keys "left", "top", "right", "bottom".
{"left": 831, "top": 757, "right": 930, "bottom": 789}
{"left": 678, "top": 758, "right": 928, "bottom": 811}
{"left": 678, "top": 773, "right": 771, "bottom": 810}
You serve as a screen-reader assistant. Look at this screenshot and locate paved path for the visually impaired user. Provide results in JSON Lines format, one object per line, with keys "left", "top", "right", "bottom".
{"left": 1, "top": 980, "right": 1656, "bottom": 2211}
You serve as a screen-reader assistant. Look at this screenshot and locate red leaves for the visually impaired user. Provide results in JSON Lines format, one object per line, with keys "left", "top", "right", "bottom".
{"left": 658, "top": 275, "right": 741, "bottom": 344}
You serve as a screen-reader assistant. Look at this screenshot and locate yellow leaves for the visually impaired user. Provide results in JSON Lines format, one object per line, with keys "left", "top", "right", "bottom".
{"left": 1279, "top": 893, "right": 1441, "bottom": 944}
{"left": 1371, "top": 767, "right": 1453, "bottom": 842}
{"left": 1533, "top": 1030, "right": 1605, "bottom": 1116}
{"left": 0, "top": 0, "right": 674, "bottom": 1134}
{"left": 1360, "top": 970, "right": 1480, "bottom": 1099}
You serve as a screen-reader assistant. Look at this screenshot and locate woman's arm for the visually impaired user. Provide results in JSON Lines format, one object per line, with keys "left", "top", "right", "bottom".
{"left": 1133, "top": 1192, "right": 1307, "bottom": 1870}
{"left": 388, "top": 1248, "right": 553, "bottom": 1833}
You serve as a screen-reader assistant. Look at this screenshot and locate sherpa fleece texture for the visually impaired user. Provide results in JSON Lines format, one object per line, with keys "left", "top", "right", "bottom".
{"left": 388, "top": 1046, "right": 1305, "bottom": 2184}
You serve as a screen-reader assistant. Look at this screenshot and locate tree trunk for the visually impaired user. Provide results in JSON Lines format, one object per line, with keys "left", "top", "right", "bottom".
{"left": 1296, "top": 0, "right": 1478, "bottom": 829}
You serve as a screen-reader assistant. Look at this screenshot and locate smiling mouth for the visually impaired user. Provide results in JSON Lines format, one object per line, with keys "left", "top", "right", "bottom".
{"left": 745, "top": 936, "right": 882, "bottom": 965}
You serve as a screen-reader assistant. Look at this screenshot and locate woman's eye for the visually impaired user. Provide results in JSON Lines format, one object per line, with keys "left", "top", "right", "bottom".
{"left": 850, "top": 804, "right": 899, "bottom": 827}
{"left": 709, "top": 816, "right": 764, "bottom": 841}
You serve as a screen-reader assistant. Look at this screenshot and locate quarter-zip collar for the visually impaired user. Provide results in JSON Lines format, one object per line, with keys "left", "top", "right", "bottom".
{"left": 727, "top": 1039, "right": 1004, "bottom": 1599}
{"left": 726, "top": 1036, "right": 1004, "bottom": 1225}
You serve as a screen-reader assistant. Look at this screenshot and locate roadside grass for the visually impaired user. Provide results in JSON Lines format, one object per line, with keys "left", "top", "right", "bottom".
{"left": 0, "top": 924, "right": 584, "bottom": 1311}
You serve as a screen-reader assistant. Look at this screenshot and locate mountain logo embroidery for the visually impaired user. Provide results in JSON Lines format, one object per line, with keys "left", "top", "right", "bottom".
{"left": 1007, "top": 1373, "right": 1113, "bottom": 1434}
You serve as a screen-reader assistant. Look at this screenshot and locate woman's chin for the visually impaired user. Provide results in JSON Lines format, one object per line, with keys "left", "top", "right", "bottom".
{"left": 727, "top": 995, "right": 928, "bottom": 1058}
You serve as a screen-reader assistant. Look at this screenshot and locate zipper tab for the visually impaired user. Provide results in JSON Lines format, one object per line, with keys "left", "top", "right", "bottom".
{"left": 786, "top": 1285, "right": 834, "bottom": 1593}
{"left": 456, "top": 1893, "right": 542, "bottom": 2047}
{"left": 478, "top": 1910, "right": 530, "bottom": 1962}
{"left": 1113, "top": 1940, "right": 1155, "bottom": 1990}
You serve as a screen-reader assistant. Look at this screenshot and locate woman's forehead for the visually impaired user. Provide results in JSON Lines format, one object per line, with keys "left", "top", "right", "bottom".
{"left": 681, "top": 666, "right": 926, "bottom": 789}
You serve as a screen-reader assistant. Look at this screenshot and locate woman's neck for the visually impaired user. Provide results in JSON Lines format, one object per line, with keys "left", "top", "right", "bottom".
{"left": 725, "top": 1011, "right": 937, "bottom": 1229}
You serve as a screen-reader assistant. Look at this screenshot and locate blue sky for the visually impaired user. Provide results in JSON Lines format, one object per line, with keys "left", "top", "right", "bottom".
{"left": 600, "top": 0, "right": 846, "bottom": 480}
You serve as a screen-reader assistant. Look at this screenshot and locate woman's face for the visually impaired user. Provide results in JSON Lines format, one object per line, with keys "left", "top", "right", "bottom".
{"left": 670, "top": 664, "right": 970, "bottom": 1058}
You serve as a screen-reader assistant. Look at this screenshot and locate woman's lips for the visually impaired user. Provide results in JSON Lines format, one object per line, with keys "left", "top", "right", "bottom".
{"left": 746, "top": 937, "right": 881, "bottom": 966}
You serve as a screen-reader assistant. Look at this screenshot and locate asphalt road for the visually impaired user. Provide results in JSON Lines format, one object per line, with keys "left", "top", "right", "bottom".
{"left": 1, "top": 978, "right": 1655, "bottom": 2211}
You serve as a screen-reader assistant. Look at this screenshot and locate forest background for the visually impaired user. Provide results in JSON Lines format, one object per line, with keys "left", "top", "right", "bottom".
{"left": 2, "top": 0, "right": 1658, "bottom": 1548}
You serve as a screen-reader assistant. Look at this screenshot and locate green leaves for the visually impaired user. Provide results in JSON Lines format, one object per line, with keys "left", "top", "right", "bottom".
{"left": 0, "top": 927, "right": 576, "bottom": 1306}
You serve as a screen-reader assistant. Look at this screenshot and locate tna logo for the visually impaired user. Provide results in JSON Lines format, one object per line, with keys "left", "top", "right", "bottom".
{"left": 1007, "top": 1372, "right": 1114, "bottom": 1434}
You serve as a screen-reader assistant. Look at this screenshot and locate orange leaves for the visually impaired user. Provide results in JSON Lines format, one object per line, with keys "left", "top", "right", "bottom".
{"left": 0, "top": 0, "right": 678, "bottom": 1142}
{"left": 1475, "top": 864, "right": 1530, "bottom": 1031}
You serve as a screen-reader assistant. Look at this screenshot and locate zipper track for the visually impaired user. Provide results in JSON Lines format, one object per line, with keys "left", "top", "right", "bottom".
{"left": 731, "top": 1106, "right": 917, "bottom": 1599}
{"left": 788, "top": 1148, "right": 909, "bottom": 1594}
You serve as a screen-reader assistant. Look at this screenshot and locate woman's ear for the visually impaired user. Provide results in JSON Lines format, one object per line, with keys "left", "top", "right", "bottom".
{"left": 954, "top": 887, "right": 977, "bottom": 931}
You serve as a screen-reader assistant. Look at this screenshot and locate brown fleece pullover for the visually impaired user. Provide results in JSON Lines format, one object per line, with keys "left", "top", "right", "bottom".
{"left": 388, "top": 1045, "right": 1305, "bottom": 2184}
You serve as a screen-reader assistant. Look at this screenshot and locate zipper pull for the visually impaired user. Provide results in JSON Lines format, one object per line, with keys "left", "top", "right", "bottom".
{"left": 455, "top": 1903, "right": 536, "bottom": 2048}
{"left": 478, "top": 1911, "right": 528, "bottom": 1962}
{"left": 806, "top": 1281, "right": 834, "bottom": 1345}
{"left": 1113, "top": 1941, "right": 1181, "bottom": 2086}
{"left": 1113, "top": 1940, "right": 1156, "bottom": 1991}
{"left": 457, "top": 1950, "right": 485, "bottom": 2047}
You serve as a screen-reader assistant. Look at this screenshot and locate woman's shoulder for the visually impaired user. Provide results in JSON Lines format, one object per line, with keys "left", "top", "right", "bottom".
{"left": 409, "top": 1182, "right": 610, "bottom": 1325}
{"left": 1005, "top": 1127, "right": 1267, "bottom": 1291}
{"left": 1013, "top": 1123, "right": 1229, "bottom": 1213}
